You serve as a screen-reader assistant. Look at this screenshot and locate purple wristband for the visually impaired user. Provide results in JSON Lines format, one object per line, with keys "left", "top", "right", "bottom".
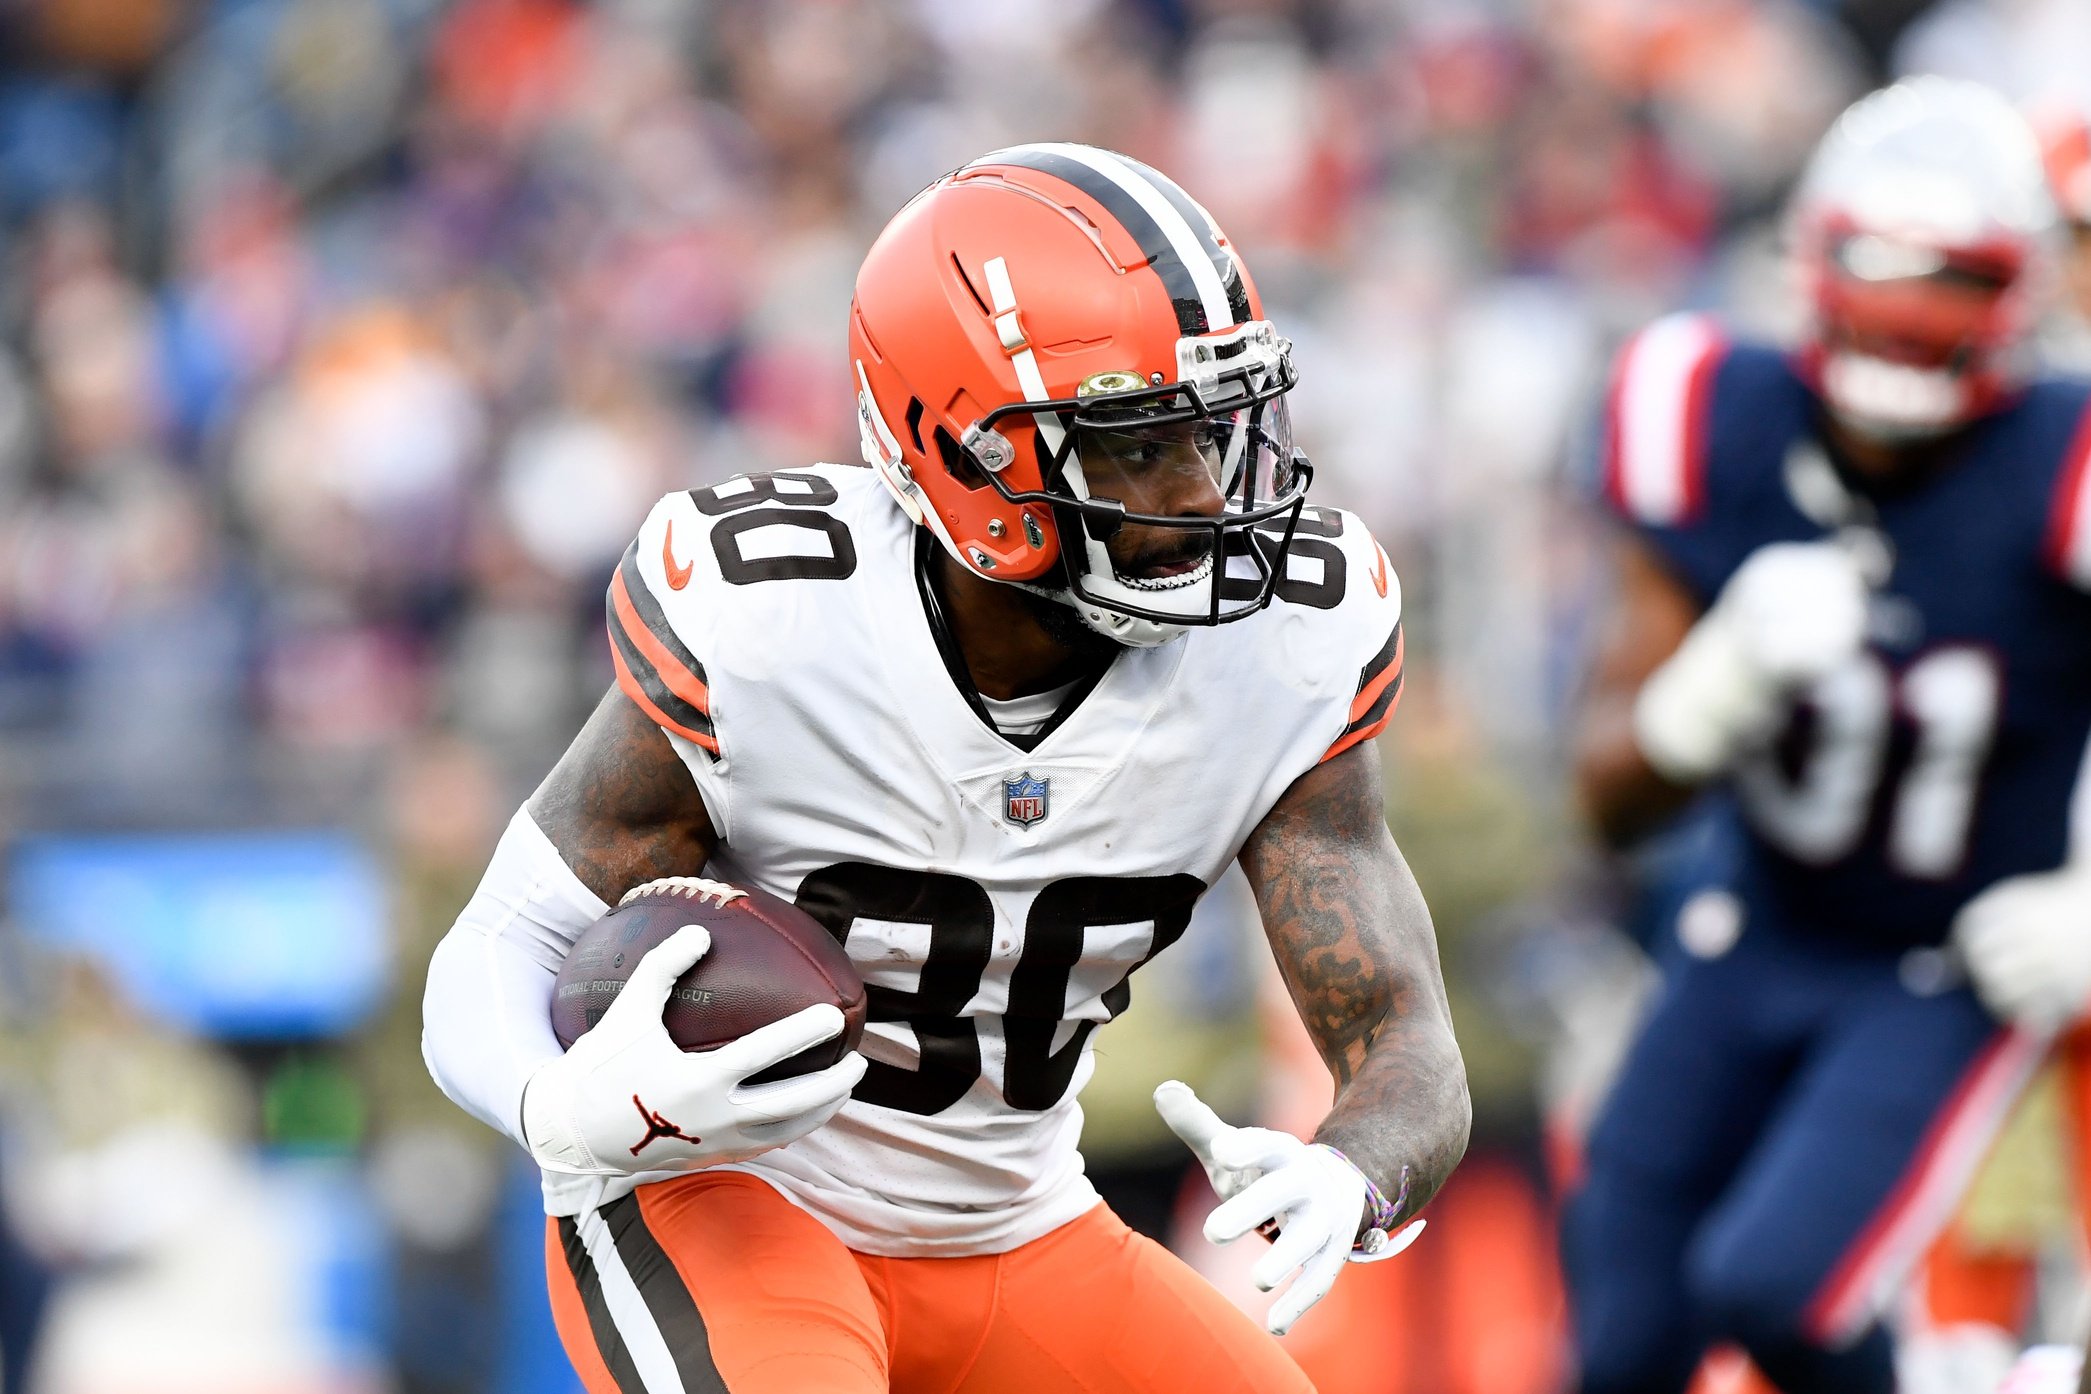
{"left": 1315, "top": 1145, "right": 1411, "bottom": 1241}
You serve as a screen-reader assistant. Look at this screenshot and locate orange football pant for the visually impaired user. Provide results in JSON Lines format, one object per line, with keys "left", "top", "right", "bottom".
{"left": 545, "top": 1169, "right": 1317, "bottom": 1393}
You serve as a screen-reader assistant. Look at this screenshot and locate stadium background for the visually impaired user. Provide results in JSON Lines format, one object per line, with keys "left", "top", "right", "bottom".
{"left": 0, "top": 0, "right": 2084, "bottom": 1390}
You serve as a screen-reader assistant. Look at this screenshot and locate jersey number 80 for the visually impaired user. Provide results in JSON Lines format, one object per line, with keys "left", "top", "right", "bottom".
{"left": 794, "top": 863, "right": 1204, "bottom": 1116}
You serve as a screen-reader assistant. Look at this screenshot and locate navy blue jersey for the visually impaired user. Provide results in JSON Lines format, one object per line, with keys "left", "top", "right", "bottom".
{"left": 1601, "top": 313, "right": 2091, "bottom": 948}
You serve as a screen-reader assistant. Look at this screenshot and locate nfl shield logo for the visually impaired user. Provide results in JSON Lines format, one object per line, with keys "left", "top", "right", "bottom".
{"left": 1003, "top": 772, "right": 1050, "bottom": 827}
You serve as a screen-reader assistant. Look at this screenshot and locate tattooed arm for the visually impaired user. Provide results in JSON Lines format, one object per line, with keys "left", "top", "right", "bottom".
{"left": 421, "top": 686, "right": 717, "bottom": 1143}
{"left": 1238, "top": 741, "right": 1470, "bottom": 1223}
{"left": 528, "top": 686, "right": 719, "bottom": 901}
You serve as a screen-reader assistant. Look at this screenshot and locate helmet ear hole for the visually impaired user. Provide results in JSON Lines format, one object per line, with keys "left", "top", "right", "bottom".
{"left": 905, "top": 398, "right": 927, "bottom": 454}
{"left": 934, "top": 426, "right": 991, "bottom": 492}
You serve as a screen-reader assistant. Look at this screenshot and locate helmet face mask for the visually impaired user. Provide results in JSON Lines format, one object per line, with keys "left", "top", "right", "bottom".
{"left": 968, "top": 328, "right": 1311, "bottom": 636}
{"left": 1790, "top": 77, "right": 2060, "bottom": 444}
{"left": 848, "top": 143, "right": 1315, "bottom": 649}
{"left": 1812, "top": 223, "right": 2026, "bottom": 441}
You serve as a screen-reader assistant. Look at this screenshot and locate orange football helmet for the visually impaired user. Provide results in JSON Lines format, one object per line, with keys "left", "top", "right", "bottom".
{"left": 849, "top": 144, "right": 1312, "bottom": 647}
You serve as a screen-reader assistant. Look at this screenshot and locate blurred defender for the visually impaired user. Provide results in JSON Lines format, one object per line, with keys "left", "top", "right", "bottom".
{"left": 1567, "top": 79, "right": 2091, "bottom": 1394}
{"left": 421, "top": 146, "right": 1469, "bottom": 1393}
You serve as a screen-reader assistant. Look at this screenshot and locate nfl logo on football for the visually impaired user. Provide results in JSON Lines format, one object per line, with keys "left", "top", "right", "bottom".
{"left": 1003, "top": 773, "right": 1049, "bottom": 827}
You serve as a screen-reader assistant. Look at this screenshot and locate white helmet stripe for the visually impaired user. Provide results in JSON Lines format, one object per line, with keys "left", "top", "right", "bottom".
{"left": 982, "top": 256, "right": 1068, "bottom": 461}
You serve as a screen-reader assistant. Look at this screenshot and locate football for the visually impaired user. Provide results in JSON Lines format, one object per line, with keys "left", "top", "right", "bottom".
{"left": 552, "top": 876, "right": 867, "bottom": 1083}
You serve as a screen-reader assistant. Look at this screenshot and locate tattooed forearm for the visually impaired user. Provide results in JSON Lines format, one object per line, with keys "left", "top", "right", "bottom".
{"left": 1239, "top": 742, "right": 1471, "bottom": 1221}
{"left": 527, "top": 688, "right": 719, "bottom": 903}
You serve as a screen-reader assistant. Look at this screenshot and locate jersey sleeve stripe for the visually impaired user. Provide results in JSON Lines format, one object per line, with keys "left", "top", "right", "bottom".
{"left": 1602, "top": 315, "right": 1724, "bottom": 526}
{"left": 2041, "top": 398, "right": 2091, "bottom": 588}
{"left": 609, "top": 622, "right": 719, "bottom": 754}
{"left": 1322, "top": 622, "right": 1404, "bottom": 763}
{"left": 609, "top": 562, "right": 713, "bottom": 715}
{"left": 1320, "top": 683, "right": 1401, "bottom": 764}
{"left": 2069, "top": 719, "right": 2091, "bottom": 860}
{"left": 615, "top": 542, "right": 711, "bottom": 688}
{"left": 1348, "top": 621, "right": 1404, "bottom": 724}
{"left": 609, "top": 627, "right": 719, "bottom": 755}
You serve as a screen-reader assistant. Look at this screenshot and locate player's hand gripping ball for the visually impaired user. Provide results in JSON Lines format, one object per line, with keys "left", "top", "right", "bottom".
{"left": 523, "top": 877, "right": 867, "bottom": 1182}
{"left": 552, "top": 877, "right": 867, "bottom": 1077}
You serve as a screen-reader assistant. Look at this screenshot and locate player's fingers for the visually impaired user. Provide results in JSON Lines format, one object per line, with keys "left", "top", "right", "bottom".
{"left": 1252, "top": 1214, "right": 1326, "bottom": 1292}
{"left": 1980, "top": 950, "right": 2050, "bottom": 1002}
{"left": 1266, "top": 1231, "right": 1348, "bottom": 1336}
{"left": 1954, "top": 910, "right": 2003, "bottom": 951}
{"left": 732, "top": 1051, "right": 866, "bottom": 1123}
{"left": 1153, "top": 1081, "right": 1230, "bottom": 1161}
{"left": 1207, "top": 1167, "right": 1311, "bottom": 1246}
{"left": 712, "top": 1003, "right": 848, "bottom": 1079}
{"left": 1207, "top": 1127, "right": 1296, "bottom": 1176}
{"left": 616, "top": 925, "right": 713, "bottom": 1012}
{"left": 739, "top": 1090, "right": 854, "bottom": 1148}
{"left": 1958, "top": 890, "right": 2034, "bottom": 945}
{"left": 1970, "top": 979, "right": 2027, "bottom": 1023}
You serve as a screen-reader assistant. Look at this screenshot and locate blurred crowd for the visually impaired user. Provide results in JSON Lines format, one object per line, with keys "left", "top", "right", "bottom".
{"left": 4, "top": 0, "right": 2091, "bottom": 1389}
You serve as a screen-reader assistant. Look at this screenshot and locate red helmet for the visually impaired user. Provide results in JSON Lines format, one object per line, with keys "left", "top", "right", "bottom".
{"left": 1790, "top": 78, "right": 2059, "bottom": 441}
{"left": 849, "top": 144, "right": 1311, "bottom": 648}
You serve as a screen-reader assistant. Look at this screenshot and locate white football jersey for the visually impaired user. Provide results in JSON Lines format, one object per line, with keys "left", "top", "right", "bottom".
{"left": 599, "top": 463, "right": 1402, "bottom": 1255}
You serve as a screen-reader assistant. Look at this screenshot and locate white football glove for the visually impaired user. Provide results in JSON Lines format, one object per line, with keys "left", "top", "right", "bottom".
{"left": 1997, "top": 1345, "right": 2082, "bottom": 1394}
{"left": 1951, "top": 866, "right": 2091, "bottom": 1031}
{"left": 1155, "top": 1081, "right": 1424, "bottom": 1336}
{"left": 1634, "top": 541, "right": 1869, "bottom": 783}
{"left": 522, "top": 924, "right": 867, "bottom": 1180}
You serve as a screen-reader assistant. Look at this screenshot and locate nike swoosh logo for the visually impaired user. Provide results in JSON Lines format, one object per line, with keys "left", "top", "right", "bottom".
{"left": 663, "top": 520, "right": 694, "bottom": 591}
{"left": 1370, "top": 544, "right": 1389, "bottom": 599}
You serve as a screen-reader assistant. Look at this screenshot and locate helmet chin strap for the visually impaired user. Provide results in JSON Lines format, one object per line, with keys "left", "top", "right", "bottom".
{"left": 1003, "top": 574, "right": 1189, "bottom": 650}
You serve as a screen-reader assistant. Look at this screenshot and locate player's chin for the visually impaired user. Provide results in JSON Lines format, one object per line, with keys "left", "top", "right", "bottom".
{"left": 1013, "top": 576, "right": 1131, "bottom": 657}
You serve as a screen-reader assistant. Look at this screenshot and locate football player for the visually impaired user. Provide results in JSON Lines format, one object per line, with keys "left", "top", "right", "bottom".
{"left": 421, "top": 144, "right": 1470, "bottom": 1393}
{"left": 1566, "top": 78, "right": 2091, "bottom": 1394}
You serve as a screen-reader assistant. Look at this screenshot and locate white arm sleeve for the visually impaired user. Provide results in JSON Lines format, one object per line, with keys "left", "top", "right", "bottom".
{"left": 421, "top": 808, "right": 609, "bottom": 1147}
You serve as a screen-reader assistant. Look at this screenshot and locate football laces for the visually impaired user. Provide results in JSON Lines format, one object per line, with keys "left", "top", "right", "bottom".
{"left": 620, "top": 876, "right": 748, "bottom": 908}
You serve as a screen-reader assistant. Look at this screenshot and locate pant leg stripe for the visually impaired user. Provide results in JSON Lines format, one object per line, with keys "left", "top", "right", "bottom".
{"left": 573, "top": 1203, "right": 699, "bottom": 1393}
{"left": 1803, "top": 1026, "right": 2047, "bottom": 1345}
{"left": 601, "top": 1193, "right": 730, "bottom": 1394}
{"left": 559, "top": 1215, "right": 652, "bottom": 1394}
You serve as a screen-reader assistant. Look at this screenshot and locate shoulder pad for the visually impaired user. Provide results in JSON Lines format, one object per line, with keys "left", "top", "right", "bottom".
{"left": 1602, "top": 313, "right": 1729, "bottom": 527}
